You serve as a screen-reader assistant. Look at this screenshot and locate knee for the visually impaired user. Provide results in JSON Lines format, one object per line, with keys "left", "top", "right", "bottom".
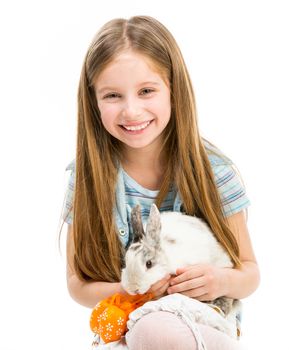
{"left": 126, "top": 311, "right": 196, "bottom": 350}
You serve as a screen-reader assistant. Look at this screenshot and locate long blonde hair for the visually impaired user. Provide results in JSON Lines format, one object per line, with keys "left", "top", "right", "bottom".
{"left": 72, "top": 15, "right": 240, "bottom": 282}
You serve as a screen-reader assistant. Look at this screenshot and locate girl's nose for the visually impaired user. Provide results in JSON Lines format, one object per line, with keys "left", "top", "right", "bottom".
{"left": 121, "top": 96, "right": 141, "bottom": 118}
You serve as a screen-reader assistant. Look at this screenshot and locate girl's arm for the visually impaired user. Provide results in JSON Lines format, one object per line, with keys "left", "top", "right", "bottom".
{"left": 219, "top": 209, "right": 260, "bottom": 299}
{"left": 66, "top": 224, "right": 125, "bottom": 308}
{"left": 66, "top": 225, "right": 170, "bottom": 308}
{"left": 167, "top": 209, "right": 260, "bottom": 300}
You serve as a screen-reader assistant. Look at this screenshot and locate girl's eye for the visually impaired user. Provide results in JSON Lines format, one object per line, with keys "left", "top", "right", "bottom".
{"left": 140, "top": 88, "right": 154, "bottom": 95}
{"left": 103, "top": 93, "right": 120, "bottom": 99}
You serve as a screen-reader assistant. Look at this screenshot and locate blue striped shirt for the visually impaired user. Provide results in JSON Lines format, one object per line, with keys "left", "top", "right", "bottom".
{"left": 62, "top": 144, "right": 250, "bottom": 227}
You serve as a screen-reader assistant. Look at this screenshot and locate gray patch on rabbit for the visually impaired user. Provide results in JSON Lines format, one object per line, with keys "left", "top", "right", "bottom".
{"left": 131, "top": 205, "right": 145, "bottom": 243}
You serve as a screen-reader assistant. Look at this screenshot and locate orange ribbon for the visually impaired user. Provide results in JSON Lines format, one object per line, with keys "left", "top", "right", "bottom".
{"left": 90, "top": 293, "right": 154, "bottom": 343}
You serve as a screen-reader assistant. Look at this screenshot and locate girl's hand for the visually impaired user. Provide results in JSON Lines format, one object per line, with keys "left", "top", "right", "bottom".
{"left": 167, "top": 264, "right": 229, "bottom": 301}
{"left": 147, "top": 274, "right": 171, "bottom": 299}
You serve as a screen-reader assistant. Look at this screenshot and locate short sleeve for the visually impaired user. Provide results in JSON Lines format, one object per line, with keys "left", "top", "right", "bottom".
{"left": 211, "top": 162, "right": 251, "bottom": 217}
{"left": 62, "top": 160, "right": 75, "bottom": 225}
{"left": 204, "top": 139, "right": 251, "bottom": 217}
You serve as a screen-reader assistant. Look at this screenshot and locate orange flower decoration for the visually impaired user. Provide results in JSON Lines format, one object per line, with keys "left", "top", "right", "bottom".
{"left": 90, "top": 293, "right": 154, "bottom": 343}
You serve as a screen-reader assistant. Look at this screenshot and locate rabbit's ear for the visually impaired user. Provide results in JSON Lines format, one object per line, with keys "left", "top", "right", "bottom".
{"left": 146, "top": 204, "right": 161, "bottom": 246}
{"left": 131, "top": 205, "right": 145, "bottom": 243}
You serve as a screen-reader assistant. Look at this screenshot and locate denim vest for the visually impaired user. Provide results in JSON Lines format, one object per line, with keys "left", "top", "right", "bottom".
{"left": 114, "top": 167, "right": 183, "bottom": 248}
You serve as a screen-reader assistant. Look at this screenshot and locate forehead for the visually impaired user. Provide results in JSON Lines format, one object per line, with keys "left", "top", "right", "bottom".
{"left": 95, "top": 50, "right": 168, "bottom": 87}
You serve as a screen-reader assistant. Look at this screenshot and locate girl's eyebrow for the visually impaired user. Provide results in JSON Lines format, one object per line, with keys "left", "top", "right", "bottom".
{"left": 138, "top": 81, "right": 160, "bottom": 87}
{"left": 97, "top": 81, "right": 160, "bottom": 94}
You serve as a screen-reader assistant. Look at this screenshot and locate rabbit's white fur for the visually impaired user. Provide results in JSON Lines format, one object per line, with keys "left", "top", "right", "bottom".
{"left": 121, "top": 204, "right": 233, "bottom": 296}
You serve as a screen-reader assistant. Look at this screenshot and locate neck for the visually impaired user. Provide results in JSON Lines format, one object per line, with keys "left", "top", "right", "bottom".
{"left": 122, "top": 147, "right": 162, "bottom": 170}
{"left": 120, "top": 144, "right": 167, "bottom": 190}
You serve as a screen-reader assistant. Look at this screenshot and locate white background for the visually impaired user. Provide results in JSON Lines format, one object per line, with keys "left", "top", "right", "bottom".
{"left": 0, "top": 0, "right": 288, "bottom": 349}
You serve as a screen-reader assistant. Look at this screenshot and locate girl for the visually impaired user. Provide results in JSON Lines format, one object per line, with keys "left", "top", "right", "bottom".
{"left": 62, "top": 15, "right": 260, "bottom": 349}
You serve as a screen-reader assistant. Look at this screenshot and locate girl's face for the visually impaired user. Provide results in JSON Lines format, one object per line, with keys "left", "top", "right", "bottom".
{"left": 94, "top": 50, "right": 171, "bottom": 152}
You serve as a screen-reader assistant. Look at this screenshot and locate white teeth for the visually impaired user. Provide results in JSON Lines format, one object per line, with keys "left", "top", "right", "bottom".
{"left": 123, "top": 121, "right": 151, "bottom": 131}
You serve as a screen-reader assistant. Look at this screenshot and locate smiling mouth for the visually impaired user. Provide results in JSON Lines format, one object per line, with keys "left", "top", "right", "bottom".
{"left": 121, "top": 120, "right": 153, "bottom": 131}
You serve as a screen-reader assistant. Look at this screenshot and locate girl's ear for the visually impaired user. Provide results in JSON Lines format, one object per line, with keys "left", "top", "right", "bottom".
{"left": 131, "top": 205, "right": 145, "bottom": 243}
{"left": 146, "top": 204, "right": 161, "bottom": 247}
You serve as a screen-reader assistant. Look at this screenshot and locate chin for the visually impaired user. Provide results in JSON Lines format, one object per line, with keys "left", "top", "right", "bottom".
{"left": 120, "top": 135, "right": 162, "bottom": 150}
{"left": 121, "top": 141, "right": 153, "bottom": 150}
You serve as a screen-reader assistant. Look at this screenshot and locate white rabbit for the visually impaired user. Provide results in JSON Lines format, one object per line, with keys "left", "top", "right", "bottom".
{"left": 121, "top": 204, "right": 237, "bottom": 315}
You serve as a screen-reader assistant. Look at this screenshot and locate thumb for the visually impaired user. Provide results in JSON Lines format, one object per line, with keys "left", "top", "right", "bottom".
{"left": 176, "top": 266, "right": 191, "bottom": 275}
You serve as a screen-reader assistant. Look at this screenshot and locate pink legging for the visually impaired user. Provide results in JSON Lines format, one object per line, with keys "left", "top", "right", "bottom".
{"left": 126, "top": 311, "right": 244, "bottom": 350}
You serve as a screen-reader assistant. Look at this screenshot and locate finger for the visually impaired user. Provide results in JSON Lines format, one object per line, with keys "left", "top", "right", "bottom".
{"left": 176, "top": 264, "right": 207, "bottom": 275}
{"left": 157, "top": 274, "right": 171, "bottom": 284}
{"left": 158, "top": 281, "right": 170, "bottom": 295}
{"left": 153, "top": 281, "right": 170, "bottom": 297}
{"left": 149, "top": 275, "right": 171, "bottom": 293}
{"left": 170, "top": 269, "right": 204, "bottom": 286}
{"left": 175, "top": 265, "right": 193, "bottom": 275}
{"left": 180, "top": 289, "right": 208, "bottom": 299}
{"left": 151, "top": 276, "right": 170, "bottom": 290}
{"left": 168, "top": 277, "right": 205, "bottom": 294}
{"left": 152, "top": 281, "right": 167, "bottom": 293}
{"left": 196, "top": 294, "right": 212, "bottom": 302}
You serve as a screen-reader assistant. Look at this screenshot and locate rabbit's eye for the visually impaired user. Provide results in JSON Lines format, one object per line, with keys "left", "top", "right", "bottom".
{"left": 146, "top": 260, "right": 152, "bottom": 269}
